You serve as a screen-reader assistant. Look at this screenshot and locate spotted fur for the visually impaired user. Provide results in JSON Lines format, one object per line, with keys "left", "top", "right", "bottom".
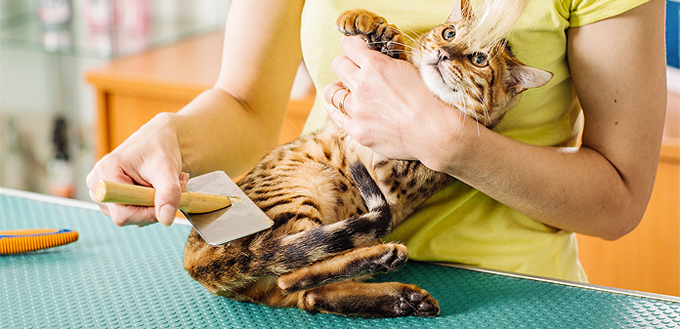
{"left": 184, "top": 2, "right": 551, "bottom": 318}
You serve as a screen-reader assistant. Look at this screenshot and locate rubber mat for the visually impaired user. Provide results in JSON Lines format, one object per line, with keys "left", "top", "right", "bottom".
{"left": 2, "top": 192, "right": 679, "bottom": 328}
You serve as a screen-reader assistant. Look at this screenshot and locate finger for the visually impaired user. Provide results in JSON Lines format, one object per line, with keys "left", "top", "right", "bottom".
{"left": 88, "top": 179, "right": 159, "bottom": 226}
{"left": 323, "top": 81, "right": 352, "bottom": 117}
{"left": 85, "top": 169, "right": 100, "bottom": 200}
{"left": 323, "top": 81, "right": 349, "bottom": 108}
{"left": 325, "top": 95, "right": 354, "bottom": 129}
{"left": 108, "top": 204, "right": 157, "bottom": 227}
{"left": 87, "top": 161, "right": 158, "bottom": 224}
{"left": 339, "top": 35, "right": 377, "bottom": 68}
{"left": 88, "top": 188, "right": 107, "bottom": 211}
{"left": 323, "top": 80, "right": 343, "bottom": 104}
{"left": 90, "top": 181, "right": 163, "bottom": 226}
{"left": 147, "top": 168, "right": 183, "bottom": 227}
{"left": 331, "top": 55, "right": 360, "bottom": 88}
{"left": 179, "top": 172, "right": 190, "bottom": 192}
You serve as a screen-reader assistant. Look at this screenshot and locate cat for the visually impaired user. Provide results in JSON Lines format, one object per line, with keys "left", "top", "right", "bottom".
{"left": 183, "top": 2, "right": 551, "bottom": 318}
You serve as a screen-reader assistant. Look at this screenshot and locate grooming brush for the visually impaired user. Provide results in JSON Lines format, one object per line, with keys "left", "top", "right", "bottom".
{"left": 96, "top": 171, "right": 274, "bottom": 245}
{"left": 0, "top": 229, "right": 79, "bottom": 255}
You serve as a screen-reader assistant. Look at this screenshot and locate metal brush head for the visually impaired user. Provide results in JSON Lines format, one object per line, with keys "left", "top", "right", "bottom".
{"left": 181, "top": 171, "right": 273, "bottom": 245}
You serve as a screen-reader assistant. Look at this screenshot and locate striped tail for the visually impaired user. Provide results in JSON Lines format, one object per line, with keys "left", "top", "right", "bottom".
{"left": 349, "top": 161, "right": 391, "bottom": 228}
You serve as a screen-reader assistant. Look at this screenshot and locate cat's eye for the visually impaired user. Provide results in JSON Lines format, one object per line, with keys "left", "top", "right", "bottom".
{"left": 442, "top": 26, "right": 456, "bottom": 40}
{"left": 469, "top": 53, "right": 488, "bottom": 67}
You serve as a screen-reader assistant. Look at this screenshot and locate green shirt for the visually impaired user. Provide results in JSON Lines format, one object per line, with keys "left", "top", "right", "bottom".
{"left": 299, "top": 0, "right": 649, "bottom": 281}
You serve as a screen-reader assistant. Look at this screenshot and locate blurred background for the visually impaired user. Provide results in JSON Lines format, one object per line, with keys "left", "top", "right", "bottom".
{"left": 0, "top": 0, "right": 230, "bottom": 200}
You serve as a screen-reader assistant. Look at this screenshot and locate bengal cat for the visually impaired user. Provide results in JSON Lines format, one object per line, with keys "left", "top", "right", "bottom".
{"left": 184, "top": 2, "right": 551, "bottom": 318}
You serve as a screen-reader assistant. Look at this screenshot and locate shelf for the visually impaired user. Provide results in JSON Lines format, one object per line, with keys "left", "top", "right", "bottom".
{"left": 0, "top": 1, "right": 225, "bottom": 59}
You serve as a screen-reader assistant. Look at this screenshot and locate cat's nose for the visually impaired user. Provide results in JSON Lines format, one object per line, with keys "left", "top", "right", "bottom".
{"left": 437, "top": 47, "right": 454, "bottom": 63}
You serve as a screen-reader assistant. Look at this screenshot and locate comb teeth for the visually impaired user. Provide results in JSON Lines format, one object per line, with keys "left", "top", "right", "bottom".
{"left": 0, "top": 229, "right": 79, "bottom": 255}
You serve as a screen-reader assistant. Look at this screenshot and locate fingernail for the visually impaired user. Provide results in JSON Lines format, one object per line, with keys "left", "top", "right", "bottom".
{"left": 158, "top": 204, "right": 175, "bottom": 226}
{"left": 179, "top": 172, "right": 190, "bottom": 191}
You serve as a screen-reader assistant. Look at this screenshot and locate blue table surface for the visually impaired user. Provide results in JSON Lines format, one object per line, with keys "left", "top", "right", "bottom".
{"left": 1, "top": 190, "right": 679, "bottom": 328}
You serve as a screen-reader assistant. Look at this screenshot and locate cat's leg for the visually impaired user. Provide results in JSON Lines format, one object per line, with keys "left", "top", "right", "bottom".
{"left": 336, "top": 9, "right": 407, "bottom": 60}
{"left": 272, "top": 161, "right": 396, "bottom": 278}
{"left": 276, "top": 242, "right": 408, "bottom": 292}
{"left": 263, "top": 161, "right": 393, "bottom": 274}
{"left": 300, "top": 281, "right": 439, "bottom": 317}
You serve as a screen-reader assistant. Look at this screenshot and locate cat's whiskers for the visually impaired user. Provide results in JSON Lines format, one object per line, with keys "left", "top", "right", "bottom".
{"left": 475, "top": 92, "right": 491, "bottom": 131}
{"left": 481, "top": 105, "right": 491, "bottom": 128}
{"left": 471, "top": 83, "right": 491, "bottom": 127}
{"left": 447, "top": 104, "right": 468, "bottom": 154}
{"left": 385, "top": 25, "right": 419, "bottom": 45}
{"left": 384, "top": 50, "right": 414, "bottom": 57}
{"left": 395, "top": 24, "right": 418, "bottom": 36}
{"left": 366, "top": 40, "right": 414, "bottom": 51}
{"left": 457, "top": 86, "right": 484, "bottom": 136}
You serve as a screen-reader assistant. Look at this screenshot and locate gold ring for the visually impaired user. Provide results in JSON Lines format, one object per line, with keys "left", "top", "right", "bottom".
{"left": 338, "top": 90, "right": 350, "bottom": 116}
{"left": 330, "top": 87, "right": 347, "bottom": 108}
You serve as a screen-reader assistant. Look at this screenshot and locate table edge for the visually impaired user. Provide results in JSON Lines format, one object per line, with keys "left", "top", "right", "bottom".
{"left": 433, "top": 262, "right": 680, "bottom": 303}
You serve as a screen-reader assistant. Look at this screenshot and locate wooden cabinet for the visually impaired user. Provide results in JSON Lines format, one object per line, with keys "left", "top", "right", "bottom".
{"left": 87, "top": 31, "right": 680, "bottom": 297}
{"left": 86, "top": 31, "right": 312, "bottom": 159}
{"left": 88, "top": 32, "right": 218, "bottom": 158}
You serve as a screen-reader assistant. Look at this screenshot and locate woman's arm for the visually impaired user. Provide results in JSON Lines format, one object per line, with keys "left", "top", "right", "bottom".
{"left": 177, "top": 0, "right": 304, "bottom": 177}
{"left": 325, "top": 0, "right": 666, "bottom": 239}
{"left": 448, "top": 0, "right": 667, "bottom": 239}
{"left": 86, "top": 0, "right": 304, "bottom": 226}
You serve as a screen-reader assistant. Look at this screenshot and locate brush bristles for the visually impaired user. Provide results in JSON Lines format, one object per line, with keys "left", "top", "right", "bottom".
{"left": 0, "top": 231, "right": 79, "bottom": 255}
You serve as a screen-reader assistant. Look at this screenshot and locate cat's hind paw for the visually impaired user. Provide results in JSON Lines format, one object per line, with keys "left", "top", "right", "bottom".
{"left": 393, "top": 284, "right": 440, "bottom": 317}
{"left": 302, "top": 281, "right": 440, "bottom": 317}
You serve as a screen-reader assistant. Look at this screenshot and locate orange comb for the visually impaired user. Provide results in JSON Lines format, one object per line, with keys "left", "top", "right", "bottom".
{"left": 0, "top": 229, "right": 79, "bottom": 255}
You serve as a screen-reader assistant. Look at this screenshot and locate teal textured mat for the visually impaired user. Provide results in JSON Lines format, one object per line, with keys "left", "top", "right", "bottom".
{"left": 2, "top": 192, "right": 680, "bottom": 328}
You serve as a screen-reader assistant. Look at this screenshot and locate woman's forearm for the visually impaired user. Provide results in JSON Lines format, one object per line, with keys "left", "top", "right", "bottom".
{"left": 428, "top": 118, "right": 653, "bottom": 240}
{"left": 172, "top": 0, "right": 305, "bottom": 177}
{"left": 169, "top": 87, "right": 285, "bottom": 178}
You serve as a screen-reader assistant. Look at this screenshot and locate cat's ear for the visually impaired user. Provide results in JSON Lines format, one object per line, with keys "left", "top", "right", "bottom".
{"left": 507, "top": 63, "right": 553, "bottom": 94}
{"left": 447, "top": 0, "right": 473, "bottom": 23}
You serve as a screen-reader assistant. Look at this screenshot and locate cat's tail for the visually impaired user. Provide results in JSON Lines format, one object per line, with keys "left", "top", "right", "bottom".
{"left": 269, "top": 161, "right": 392, "bottom": 273}
{"left": 349, "top": 161, "right": 391, "bottom": 223}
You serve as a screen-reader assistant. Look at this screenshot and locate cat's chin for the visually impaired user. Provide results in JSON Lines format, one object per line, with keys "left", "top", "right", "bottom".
{"left": 419, "top": 65, "right": 460, "bottom": 107}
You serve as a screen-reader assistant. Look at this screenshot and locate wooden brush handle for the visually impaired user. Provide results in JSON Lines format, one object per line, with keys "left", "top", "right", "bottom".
{"left": 95, "top": 180, "right": 233, "bottom": 214}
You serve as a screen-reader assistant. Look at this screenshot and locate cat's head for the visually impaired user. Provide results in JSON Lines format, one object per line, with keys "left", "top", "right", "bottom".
{"left": 410, "top": 0, "right": 552, "bottom": 128}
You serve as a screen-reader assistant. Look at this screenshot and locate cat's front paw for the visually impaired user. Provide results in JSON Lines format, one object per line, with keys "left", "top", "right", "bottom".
{"left": 336, "top": 9, "right": 406, "bottom": 60}
{"left": 336, "top": 9, "right": 388, "bottom": 36}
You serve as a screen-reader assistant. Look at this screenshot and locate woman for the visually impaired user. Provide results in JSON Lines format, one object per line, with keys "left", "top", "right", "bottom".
{"left": 86, "top": 0, "right": 667, "bottom": 281}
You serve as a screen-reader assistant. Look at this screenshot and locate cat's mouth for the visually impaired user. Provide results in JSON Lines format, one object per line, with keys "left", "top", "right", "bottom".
{"left": 430, "top": 63, "right": 458, "bottom": 93}
{"left": 417, "top": 53, "right": 466, "bottom": 106}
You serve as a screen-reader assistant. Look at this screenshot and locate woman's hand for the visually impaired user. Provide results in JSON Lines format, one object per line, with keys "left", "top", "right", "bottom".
{"left": 323, "top": 35, "right": 469, "bottom": 163}
{"left": 86, "top": 113, "right": 185, "bottom": 227}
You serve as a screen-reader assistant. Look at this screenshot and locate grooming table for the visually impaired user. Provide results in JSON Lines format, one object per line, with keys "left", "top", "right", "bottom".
{"left": 2, "top": 189, "right": 679, "bottom": 328}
